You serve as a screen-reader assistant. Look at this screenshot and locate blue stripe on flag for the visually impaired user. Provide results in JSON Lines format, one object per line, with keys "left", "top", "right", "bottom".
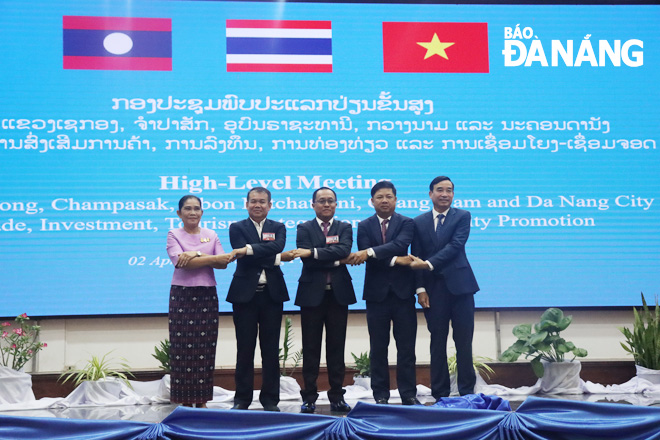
{"left": 63, "top": 29, "right": 172, "bottom": 57}
{"left": 226, "top": 37, "right": 332, "bottom": 55}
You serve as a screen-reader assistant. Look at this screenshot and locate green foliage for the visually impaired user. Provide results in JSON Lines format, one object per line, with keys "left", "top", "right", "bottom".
{"left": 448, "top": 352, "right": 495, "bottom": 380}
{"left": 59, "top": 352, "right": 134, "bottom": 388}
{"left": 0, "top": 313, "right": 47, "bottom": 371}
{"left": 351, "top": 351, "right": 370, "bottom": 377}
{"left": 152, "top": 339, "right": 171, "bottom": 374}
{"left": 279, "top": 316, "right": 302, "bottom": 376}
{"left": 619, "top": 293, "right": 660, "bottom": 370}
{"left": 500, "top": 307, "right": 588, "bottom": 378}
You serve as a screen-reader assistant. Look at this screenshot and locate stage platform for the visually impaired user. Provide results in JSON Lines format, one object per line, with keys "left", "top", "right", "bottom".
{"left": 2, "top": 362, "right": 660, "bottom": 439}
{"left": 2, "top": 392, "right": 659, "bottom": 422}
{"left": 1, "top": 394, "right": 660, "bottom": 440}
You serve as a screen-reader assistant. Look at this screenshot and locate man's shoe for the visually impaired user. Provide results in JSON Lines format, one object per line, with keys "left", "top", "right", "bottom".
{"left": 375, "top": 398, "right": 389, "bottom": 404}
{"left": 401, "top": 397, "right": 422, "bottom": 405}
{"left": 300, "top": 401, "right": 316, "bottom": 413}
{"left": 330, "top": 400, "right": 352, "bottom": 413}
{"left": 231, "top": 402, "right": 249, "bottom": 410}
{"left": 263, "top": 404, "right": 280, "bottom": 412}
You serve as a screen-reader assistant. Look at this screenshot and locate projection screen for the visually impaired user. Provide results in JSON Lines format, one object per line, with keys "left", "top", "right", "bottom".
{"left": 1, "top": 1, "right": 658, "bottom": 316}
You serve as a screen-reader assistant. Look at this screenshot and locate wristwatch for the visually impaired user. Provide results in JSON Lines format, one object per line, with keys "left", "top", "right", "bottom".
{"left": 196, "top": 251, "right": 202, "bottom": 257}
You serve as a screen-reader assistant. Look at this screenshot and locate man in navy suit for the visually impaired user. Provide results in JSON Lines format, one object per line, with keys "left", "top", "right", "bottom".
{"left": 227, "top": 187, "right": 294, "bottom": 411}
{"left": 293, "top": 187, "right": 356, "bottom": 413}
{"left": 348, "top": 181, "right": 419, "bottom": 405}
{"left": 410, "top": 176, "right": 480, "bottom": 399}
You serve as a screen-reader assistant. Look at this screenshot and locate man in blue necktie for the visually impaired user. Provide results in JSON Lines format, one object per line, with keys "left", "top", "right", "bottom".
{"left": 410, "top": 176, "right": 480, "bottom": 400}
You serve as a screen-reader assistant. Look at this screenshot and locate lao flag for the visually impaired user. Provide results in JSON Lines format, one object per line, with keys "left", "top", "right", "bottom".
{"left": 63, "top": 16, "right": 172, "bottom": 71}
{"left": 383, "top": 22, "right": 489, "bottom": 73}
{"left": 226, "top": 20, "right": 332, "bottom": 72}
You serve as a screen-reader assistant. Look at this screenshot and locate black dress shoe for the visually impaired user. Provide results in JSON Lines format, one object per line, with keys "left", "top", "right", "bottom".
{"left": 262, "top": 404, "right": 280, "bottom": 412}
{"left": 375, "top": 398, "right": 389, "bottom": 404}
{"left": 231, "top": 402, "right": 250, "bottom": 410}
{"left": 401, "top": 397, "right": 422, "bottom": 405}
{"left": 330, "top": 400, "right": 352, "bottom": 413}
{"left": 300, "top": 401, "right": 316, "bottom": 413}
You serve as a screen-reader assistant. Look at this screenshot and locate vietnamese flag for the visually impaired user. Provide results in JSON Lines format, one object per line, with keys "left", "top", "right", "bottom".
{"left": 383, "top": 22, "right": 489, "bottom": 73}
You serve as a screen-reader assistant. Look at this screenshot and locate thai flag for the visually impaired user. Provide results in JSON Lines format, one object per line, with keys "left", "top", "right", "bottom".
{"left": 226, "top": 20, "right": 332, "bottom": 72}
{"left": 63, "top": 16, "right": 172, "bottom": 71}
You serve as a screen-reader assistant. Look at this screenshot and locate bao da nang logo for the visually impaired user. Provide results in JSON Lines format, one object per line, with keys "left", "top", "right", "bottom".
{"left": 502, "top": 24, "right": 643, "bottom": 67}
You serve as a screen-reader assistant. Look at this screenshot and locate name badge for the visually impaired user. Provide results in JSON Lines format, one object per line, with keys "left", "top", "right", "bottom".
{"left": 326, "top": 235, "right": 339, "bottom": 244}
{"left": 262, "top": 232, "right": 276, "bottom": 241}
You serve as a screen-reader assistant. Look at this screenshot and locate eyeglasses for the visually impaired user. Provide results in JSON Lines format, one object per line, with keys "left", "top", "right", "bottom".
{"left": 315, "top": 198, "right": 336, "bottom": 205}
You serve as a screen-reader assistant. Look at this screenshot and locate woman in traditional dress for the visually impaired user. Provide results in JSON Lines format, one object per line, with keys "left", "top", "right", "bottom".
{"left": 166, "top": 195, "right": 234, "bottom": 408}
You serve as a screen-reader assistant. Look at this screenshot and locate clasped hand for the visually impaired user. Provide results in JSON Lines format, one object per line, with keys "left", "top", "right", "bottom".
{"left": 408, "top": 255, "right": 431, "bottom": 270}
{"left": 176, "top": 251, "right": 236, "bottom": 268}
{"left": 345, "top": 250, "right": 369, "bottom": 266}
{"left": 280, "top": 248, "right": 312, "bottom": 262}
{"left": 341, "top": 253, "right": 430, "bottom": 268}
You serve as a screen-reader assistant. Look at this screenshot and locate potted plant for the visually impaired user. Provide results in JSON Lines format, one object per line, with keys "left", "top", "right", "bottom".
{"left": 58, "top": 352, "right": 138, "bottom": 405}
{"left": 59, "top": 352, "right": 134, "bottom": 388}
{"left": 619, "top": 293, "right": 660, "bottom": 383}
{"left": 152, "top": 339, "right": 171, "bottom": 374}
{"left": 1, "top": 313, "right": 47, "bottom": 371}
{"left": 448, "top": 352, "right": 494, "bottom": 395}
{"left": 279, "top": 316, "right": 302, "bottom": 394}
{"left": 500, "top": 308, "right": 588, "bottom": 392}
{"left": 0, "top": 313, "right": 47, "bottom": 404}
{"left": 351, "top": 351, "right": 371, "bottom": 389}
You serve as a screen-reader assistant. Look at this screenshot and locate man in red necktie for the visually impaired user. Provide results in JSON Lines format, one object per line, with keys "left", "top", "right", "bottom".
{"left": 347, "top": 181, "right": 420, "bottom": 405}
{"left": 292, "top": 187, "right": 356, "bottom": 414}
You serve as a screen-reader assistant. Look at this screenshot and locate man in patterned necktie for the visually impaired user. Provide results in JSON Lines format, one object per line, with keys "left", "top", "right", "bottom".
{"left": 292, "top": 187, "right": 356, "bottom": 414}
{"left": 347, "top": 181, "right": 420, "bottom": 405}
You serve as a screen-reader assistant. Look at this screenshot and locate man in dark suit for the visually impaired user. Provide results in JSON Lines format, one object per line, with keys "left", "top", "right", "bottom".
{"left": 293, "top": 187, "right": 356, "bottom": 413}
{"left": 348, "top": 181, "right": 420, "bottom": 405}
{"left": 227, "top": 187, "right": 294, "bottom": 412}
{"left": 410, "top": 176, "right": 480, "bottom": 400}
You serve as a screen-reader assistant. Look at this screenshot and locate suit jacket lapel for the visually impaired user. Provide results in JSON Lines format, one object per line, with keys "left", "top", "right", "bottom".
{"left": 261, "top": 219, "right": 276, "bottom": 240}
{"left": 424, "top": 211, "right": 438, "bottom": 246}
{"left": 246, "top": 218, "right": 261, "bottom": 242}
{"left": 328, "top": 220, "right": 340, "bottom": 240}
{"left": 436, "top": 208, "right": 454, "bottom": 242}
{"left": 371, "top": 214, "right": 383, "bottom": 244}
{"left": 312, "top": 219, "right": 326, "bottom": 246}
{"left": 384, "top": 213, "right": 399, "bottom": 243}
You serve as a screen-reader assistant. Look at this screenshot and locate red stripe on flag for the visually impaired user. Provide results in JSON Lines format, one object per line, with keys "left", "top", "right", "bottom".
{"left": 226, "top": 20, "right": 331, "bottom": 29}
{"left": 63, "top": 56, "right": 172, "bottom": 71}
{"left": 63, "top": 16, "right": 171, "bottom": 32}
{"left": 227, "top": 63, "right": 332, "bottom": 73}
{"left": 383, "top": 22, "right": 489, "bottom": 73}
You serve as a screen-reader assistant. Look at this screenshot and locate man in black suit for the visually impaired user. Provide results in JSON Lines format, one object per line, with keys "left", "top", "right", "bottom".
{"left": 348, "top": 181, "right": 420, "bottom": 405}
{"left": 227, "top": 187, "right": 294, "bottom": 411}
{"left": 293, "top": 187, "right": 356, "bottom": 413}
{"left": 410, "top": 176, "right": 480, "bottom": 399}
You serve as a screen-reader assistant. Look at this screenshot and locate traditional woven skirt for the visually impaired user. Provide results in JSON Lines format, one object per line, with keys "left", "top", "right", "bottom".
{"left": 168, "top": 285, "right": 219, "bottom": 405}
